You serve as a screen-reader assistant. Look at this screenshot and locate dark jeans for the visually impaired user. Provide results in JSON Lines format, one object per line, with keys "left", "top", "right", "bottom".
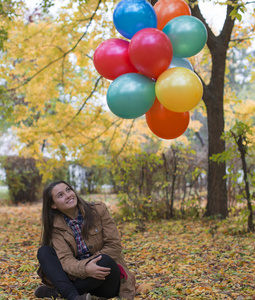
{"left": 37, "top": 245, "right": 120, "bottom": 300}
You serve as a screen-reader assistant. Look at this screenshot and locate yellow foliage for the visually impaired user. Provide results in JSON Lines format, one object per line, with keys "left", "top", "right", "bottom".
{"left": 189, "top": 119, "right": 203, "bottom": 132}
{"left": 225, "top": 99, "right": 255, "bottom": 129}
{"left": 0, "top": 1, "right": 120, "bottom": 179}
{"left": 1, "top": 0, "right": 254, "bottom": 182}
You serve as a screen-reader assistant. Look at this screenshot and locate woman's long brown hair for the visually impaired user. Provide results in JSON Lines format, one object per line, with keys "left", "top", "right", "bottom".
{"left": 41, "top": 180, "right": 96, "bottom": 246}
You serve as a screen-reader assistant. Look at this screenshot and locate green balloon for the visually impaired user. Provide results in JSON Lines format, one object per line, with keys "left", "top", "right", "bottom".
{"left": 107, "top": 73, "right": 156, "bottom": 119}
{"left": 163, "top": 15, "right": 208, "bottom": 58}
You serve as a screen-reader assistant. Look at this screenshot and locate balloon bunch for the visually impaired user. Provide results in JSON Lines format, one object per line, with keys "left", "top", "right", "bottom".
{"left": 93, "top": 0, "right": 207, "bottom": 140}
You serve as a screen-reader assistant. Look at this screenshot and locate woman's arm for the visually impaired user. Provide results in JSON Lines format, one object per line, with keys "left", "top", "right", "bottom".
{"left": 88, "top": 202, "right": 123, "bottom": 260}
{"left": 52, "top": 232, "right": 91, "bottom": 279}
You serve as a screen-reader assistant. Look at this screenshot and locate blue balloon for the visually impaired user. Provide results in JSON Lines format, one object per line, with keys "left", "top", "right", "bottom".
{"left": 169, "top": 56, "right": 193, "bottom": 71}
{"left": 107, "top": 73, "right": 156, "bottom": 119}
{"left": 113, "top": 0, "right": 157, "bottom": 40}
{"left": 163, "top": 16, "right": 207, "bottom": 58}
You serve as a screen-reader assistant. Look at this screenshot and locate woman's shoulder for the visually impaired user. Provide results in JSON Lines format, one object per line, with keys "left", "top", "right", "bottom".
{"left": 89, "top": 201, "right": 108, "bottom": 215}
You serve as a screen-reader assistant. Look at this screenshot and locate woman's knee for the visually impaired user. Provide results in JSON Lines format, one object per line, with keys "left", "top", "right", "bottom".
{"left": 96, "top": 254, "right": 116, "bottom": 268}
{"left": 96, "top": 254, "right": 120, "bottom": 278}
{"left": 37, "top": 245, "right": 56, "bottom": 261}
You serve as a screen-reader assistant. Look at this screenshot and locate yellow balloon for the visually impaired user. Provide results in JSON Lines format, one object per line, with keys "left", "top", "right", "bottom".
{"left": 155, "top": 67, "right": 203, "bottom": 112}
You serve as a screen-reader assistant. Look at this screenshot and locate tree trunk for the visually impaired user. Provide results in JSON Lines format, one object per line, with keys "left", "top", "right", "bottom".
{"left": 170, "top": 148, "right": 177, "bottom": 218}
{"left": 162, "top": 153, "right": 171, "bottom": 219}
{"left": 150, "top": 0, "right": 238, "bottom": 218}
{"left": 190, "top": 2, "right": 237, "bottom": 218}
{"left": 235, "top": 134, "right": 254, "bottom": 232}
{"left": 204, "top": 89, "right": 228, "bottom": 217}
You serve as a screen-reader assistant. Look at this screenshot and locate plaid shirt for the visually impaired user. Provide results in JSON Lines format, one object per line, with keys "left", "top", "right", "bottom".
{"left": 64, "top": 211, "right": 92, "bottom": 260}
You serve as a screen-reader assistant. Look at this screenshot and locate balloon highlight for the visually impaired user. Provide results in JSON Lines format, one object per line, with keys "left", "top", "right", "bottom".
{"left": 129, "top": 28, "right": 173, "bottom": 79}
{"left": 154, "top": 0, "right": 191, "bottom": 30}
{"left": 113, "top": 0, "right": 157, "bottom": 39}
{"left": 146, "top": 98, "right": 190, "bottom": 139}
{"left": 107, "top": 73, "right": 156, "bottom": 119}
{"left": 156, "top": 67, "right": 203, "bottom": 112}
{"left": 93, "top": 38, "right": 137, "bottom": 80}
{"left": 163, "top": 15, "right": 208, "bottom": 58}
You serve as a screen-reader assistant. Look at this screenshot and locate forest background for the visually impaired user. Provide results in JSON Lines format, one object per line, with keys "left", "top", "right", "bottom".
{"left": 0, "top": 0, "right": 255, "bottom": 299}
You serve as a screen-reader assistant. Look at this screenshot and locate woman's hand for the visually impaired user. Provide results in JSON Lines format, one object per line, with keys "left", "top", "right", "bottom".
{"left": 85, "top": 255, "right": 111, "bottom": 280}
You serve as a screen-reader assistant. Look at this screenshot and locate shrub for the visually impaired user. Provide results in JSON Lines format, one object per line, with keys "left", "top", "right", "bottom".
{"left": 1, "top": 156, "right": 42, "bottom": 204}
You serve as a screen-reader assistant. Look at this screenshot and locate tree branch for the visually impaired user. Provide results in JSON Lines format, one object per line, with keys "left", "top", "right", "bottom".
{"left": 104, "top": 120, "right": 124, "bottom": 153}
{"left": 115, "top": 119, "right": 136, "bottom": 158}
{"left": 8, "top": 0, "right": 102, "bottom": 91}
{"left": 57, "top": 75, "right": 103, "bottom": 132}
{"left": 219, "top": 1, "right": 237, "bottom": 47}
{"left": 76, "top": 118, "right": 122, "bottom": 146}
{"left": 190, "top": 2, "right": 217, "bottom": 54}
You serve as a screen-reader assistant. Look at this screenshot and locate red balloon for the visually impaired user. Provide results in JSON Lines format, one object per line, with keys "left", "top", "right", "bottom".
{"left": 145, "top": 98, "right": 190, "bottom": 139}
{"left": 129, "top": 28, "right": 173, "bottom": 79}
{"left": 93, "top": 38, "right": 138, "bottom": 80}
{"left": 154, "top": 0, "right": 191, "bottom": 30}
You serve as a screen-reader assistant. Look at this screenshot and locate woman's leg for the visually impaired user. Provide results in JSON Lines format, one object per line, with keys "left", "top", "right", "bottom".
{"left": 37, "top": 245, "right": 80, "bottom": 300}
{"left": 73, "top": 254, "right": 120, "bottom": 298}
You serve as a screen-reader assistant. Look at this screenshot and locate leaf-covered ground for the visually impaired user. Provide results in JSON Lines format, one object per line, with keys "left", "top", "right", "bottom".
{"left": 0, "top": 202, "right": 255, "bottom": 300}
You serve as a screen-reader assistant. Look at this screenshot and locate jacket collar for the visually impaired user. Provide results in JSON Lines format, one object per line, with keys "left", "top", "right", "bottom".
{"left": 53, "top": 213, "right": 70, "bottom": 231}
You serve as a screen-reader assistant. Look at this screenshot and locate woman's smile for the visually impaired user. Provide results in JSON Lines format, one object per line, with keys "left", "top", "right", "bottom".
{"left": 51, "top": 183, "right": 78, "bottom": 219}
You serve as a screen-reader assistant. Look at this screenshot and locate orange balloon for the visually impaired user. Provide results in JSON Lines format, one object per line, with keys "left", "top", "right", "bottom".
{"left": 154, "top": 0, "right": 191, "bottom": 30}
{"left": 146, "top": 98, "right": 190, "bottom": 139}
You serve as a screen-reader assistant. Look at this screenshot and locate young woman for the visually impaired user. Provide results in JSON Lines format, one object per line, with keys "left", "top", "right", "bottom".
{"left": 34, "top": 180, "right": 136, "bottom": 300}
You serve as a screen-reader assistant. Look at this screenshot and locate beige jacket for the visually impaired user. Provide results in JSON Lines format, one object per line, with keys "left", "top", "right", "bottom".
{"left": 38, "top": 201, "right": 135, "bottom": 300}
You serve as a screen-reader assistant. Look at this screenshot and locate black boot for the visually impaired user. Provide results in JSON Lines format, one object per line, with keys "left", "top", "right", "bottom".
{"left": 74, "top": 293, "right": 91, "bottom": 300}
{"left": 34, "top": 285, "right": 60, "bottom": 299}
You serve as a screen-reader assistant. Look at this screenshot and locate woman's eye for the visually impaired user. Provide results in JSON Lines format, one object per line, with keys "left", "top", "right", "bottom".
{"left": 58, "top": 193, "right": 63, "bottom": 198}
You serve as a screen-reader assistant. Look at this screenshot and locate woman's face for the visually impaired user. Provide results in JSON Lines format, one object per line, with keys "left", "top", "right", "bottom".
{"left": 51, "top": 183, "right": 78, "bottom": 218}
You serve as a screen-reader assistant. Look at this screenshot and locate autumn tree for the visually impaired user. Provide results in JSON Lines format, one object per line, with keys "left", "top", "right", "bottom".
{"left": 0, "top": 0, "right": 164, "bottom": 183}
{"left": 150, "top": 0, "right": 255, "bottom": 218}
{"left": 0, "top": 0, "right": 57, "bottom": 131}
{"left": 1, "top": 0, "right": 254, "bottom": 216}
{"left": 212, "top": 121, "right": 254, "bottom": 232}
{"left": 191, "top": 0, "right": 255, "bottom": 218}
